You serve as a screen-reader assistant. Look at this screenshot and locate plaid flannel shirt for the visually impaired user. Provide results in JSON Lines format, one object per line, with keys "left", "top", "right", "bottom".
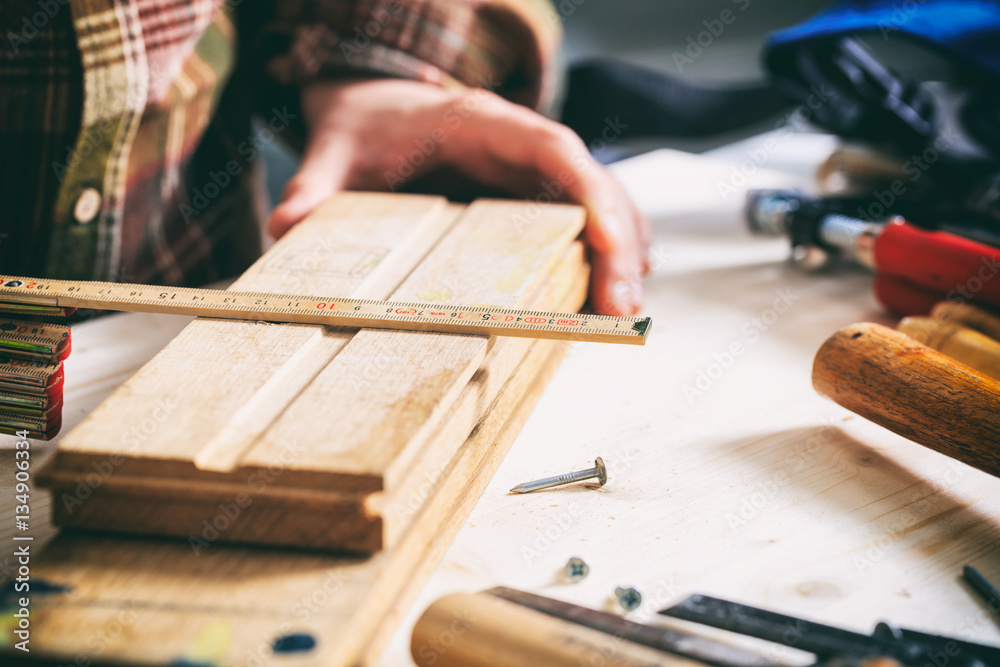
{"left": 0, "top": 0, "right": 561, "bottom": 286}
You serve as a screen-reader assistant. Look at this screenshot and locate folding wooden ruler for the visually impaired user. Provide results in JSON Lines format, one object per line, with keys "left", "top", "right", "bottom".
{"left": 0, "top": 275, "right": 652, "bottom": 345}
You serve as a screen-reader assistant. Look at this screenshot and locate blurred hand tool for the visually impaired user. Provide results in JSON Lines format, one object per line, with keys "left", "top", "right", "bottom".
{"left": 932, "top": 301, "right": 1000, "bottom": 341}
{"left": 747, "top": 191, "right": 1000, "bottom": 311}
{"left": 873, "top": 274, "right": 944, "bottom": 316}
{"left": 410, "top": 590, "right": 716, "bottom": 667}
{"left": 812, "top": 322, "right": 1000, "bottom": 477}
{"left": 660, "top": 593, "right": 1000, "bottom": 667}
{"left": 963, "top": 565, "right": 1000, "bottom": 625}
{"left": 412, "top": 587, "right": 1000, "bottom": 667}
{"left": 898, "top": 316, "right": 1000, "bottom": 379}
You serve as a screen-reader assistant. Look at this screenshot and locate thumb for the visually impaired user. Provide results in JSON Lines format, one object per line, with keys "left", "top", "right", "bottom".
{"left": 267, "top": 140, "right": 352, "bottom": 239}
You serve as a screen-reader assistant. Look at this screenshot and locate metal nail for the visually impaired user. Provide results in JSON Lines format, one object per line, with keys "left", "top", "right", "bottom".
{"left": 509, "top": 457, "right": 607, "bottom": 494}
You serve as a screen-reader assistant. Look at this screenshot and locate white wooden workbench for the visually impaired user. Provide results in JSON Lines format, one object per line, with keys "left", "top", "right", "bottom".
{"left": 3, "top": 135, "right": 999, "bottom": 665}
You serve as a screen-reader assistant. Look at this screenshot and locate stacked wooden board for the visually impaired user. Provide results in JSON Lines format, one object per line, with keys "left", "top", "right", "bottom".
{"left": 21, "top": 192, "right": 588, "bottom": 665}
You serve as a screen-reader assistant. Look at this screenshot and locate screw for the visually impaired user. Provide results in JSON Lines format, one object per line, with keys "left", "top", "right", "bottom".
{"left": 564, "top": 557, "right": 589, "bottom": 582}
{"left": 615, "top": 586, "right": 642, "bottom": 612}
{"left": 508, "top": 457, "right": 607, "bottom": 494}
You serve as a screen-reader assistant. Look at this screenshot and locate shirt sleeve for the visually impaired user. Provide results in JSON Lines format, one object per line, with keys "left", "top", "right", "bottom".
{"left": 250, "top": 0, "right": 563, "bottom": 114}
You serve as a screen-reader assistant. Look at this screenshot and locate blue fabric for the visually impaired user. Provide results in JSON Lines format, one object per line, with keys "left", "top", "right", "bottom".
{"left": 767, "top": 0, "right": 1000, "bottom": 79}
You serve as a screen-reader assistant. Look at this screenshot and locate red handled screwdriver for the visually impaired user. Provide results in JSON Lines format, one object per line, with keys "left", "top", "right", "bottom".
{"left": 747, "top": 191, "right": 1000, "bottom": 313}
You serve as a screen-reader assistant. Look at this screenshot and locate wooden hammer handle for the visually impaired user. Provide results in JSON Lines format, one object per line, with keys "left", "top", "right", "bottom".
{"left": 411, "top": 592, "right": 706, "bottom": 667}
{"left": 812, "top": 323, "right": 1000, "bottom": 477}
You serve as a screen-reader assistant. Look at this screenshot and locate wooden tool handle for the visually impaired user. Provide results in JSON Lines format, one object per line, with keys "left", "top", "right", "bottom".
{"left": 898, "top": 316, "right": 1000, "bottom": 380}
{"left": 931, "top": 301, "right": 1000, "bottom": 342}
{"left": 411, "top": 592, "right": 707, "bottom": 667}
{"left": 874, "top": 221, "right": 1000, "bottom": 310}
{"left": 812, "top": 322, "right": 1000, "bottom": 477}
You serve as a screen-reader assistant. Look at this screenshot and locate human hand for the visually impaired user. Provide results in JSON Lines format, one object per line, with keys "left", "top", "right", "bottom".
{"left": 268, "top": 78, "right": 650, "bottom": 315}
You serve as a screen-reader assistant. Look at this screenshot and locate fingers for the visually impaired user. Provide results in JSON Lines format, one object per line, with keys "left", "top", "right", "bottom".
{"left": 439, "top": 96, "right": 648, "bottom": 315}
{"left": 584, "top": 189, "right": 645, "bottom": 316}
{"left": 267, "top": 134, "right": 354, "bottom": 239}
{"left": 626, "top": 191, "right": 653, "bottom": 277}
{"left": 268, "top": 81, "right": 651, "bottom": 317}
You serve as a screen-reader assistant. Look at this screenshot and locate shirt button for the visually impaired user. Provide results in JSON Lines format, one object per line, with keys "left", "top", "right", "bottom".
{"left": 73, "top": 187, "right": 102, "bottom": 224}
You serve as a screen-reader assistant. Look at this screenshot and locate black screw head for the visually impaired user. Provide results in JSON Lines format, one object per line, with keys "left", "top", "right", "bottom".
{"left": 615, "top": 586, "right": 642, "bottom": 612}
{"left": 565, "top": 557, "right": 589, "bottom": 582}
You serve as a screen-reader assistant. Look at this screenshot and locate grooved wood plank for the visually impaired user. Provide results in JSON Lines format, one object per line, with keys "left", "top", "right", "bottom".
{"left": 239, "top": 200, "right": 585, "bottom": 492}
{"left": 46, "top": 193, "right": 455, "bottom": 477}
{"left": 38, "top": 245, "right": 585, "bottom": 553}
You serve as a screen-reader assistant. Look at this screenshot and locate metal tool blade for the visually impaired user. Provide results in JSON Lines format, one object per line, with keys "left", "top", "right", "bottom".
{"left": 487, "top": 586, "right": 765, "bottom": 667}
{"left": 660, "top": 594, "right": 999, "bottom": 667}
